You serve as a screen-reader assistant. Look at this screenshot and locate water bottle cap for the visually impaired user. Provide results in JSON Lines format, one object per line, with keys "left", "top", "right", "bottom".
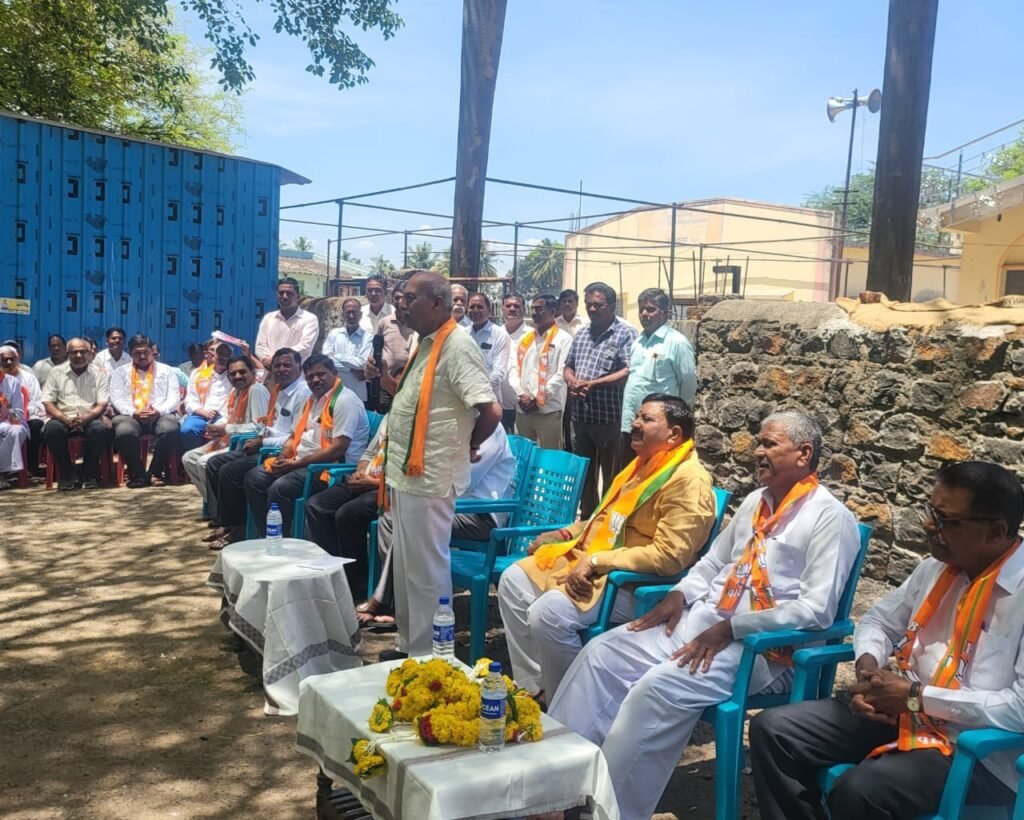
{"left": 489, "top": 661, "right": 501, "bottom": 673}
{"left": 269, "top": 503, "right": 280, "bottom": 510}
{"left": 438, "top": 596, "right": 450, "bottom": 605}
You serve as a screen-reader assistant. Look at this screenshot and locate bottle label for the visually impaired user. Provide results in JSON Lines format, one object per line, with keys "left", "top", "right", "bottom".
{"left": 433, "top": 623, "right": 454, "bottom": 644}
{"left": 481, "top": 696, "right": 505, "bottom": 720}
{"left": 266, "top": 523, "right": 282, "bottom": 538}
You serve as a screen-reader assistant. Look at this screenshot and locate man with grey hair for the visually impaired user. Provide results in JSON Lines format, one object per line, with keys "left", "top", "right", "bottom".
{"left": 450, "top": 283, "right": 472, "bottom": 328}
{"left": 549, "top": 409, "right": 862, "bottom": 820}
{"left": 384, "top": 270, "right": 503, "bottom": 659}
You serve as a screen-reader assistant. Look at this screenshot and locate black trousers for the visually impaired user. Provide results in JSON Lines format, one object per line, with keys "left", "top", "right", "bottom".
{"left": 750, "top": 698, "right": 1015, "bottom": 820}
{"left": 42, "top": 418, "right": 112, "bottom": 482}
{"left": 112, "top": 414, "right": 179, "bottom": 479}
{"left": 501, "top": 408, "right": 516, "bottom": 434}
{"left": 216, "top": 453, "right": 260, "bottom": 528}
{"left": 27, "top": 418, "right": 44, "bottom": 472}
{"left": 304, "top": 484, "right": 379, "bottom": 593}
{"left": 571, "top": 420, "right": 622, "bottom": 519}
{"left": 243, "top": 467, "right": 326, "bottom": 536}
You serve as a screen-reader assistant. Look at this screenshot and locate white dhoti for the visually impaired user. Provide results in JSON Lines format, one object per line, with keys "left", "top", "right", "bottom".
{"left": 391, "top": 488, "right": 456, "bottom": 657}
{"left": 548, "top": 604, "right": 790, "bottom": 820}
{"left": 497, "top": 563, "right": 634, "bottom": 698}
{"left": 0, "top": 421, "right": 28, "bottom": 472}
{"left": 182, "top": 446, "right": 220, "bottom": 516}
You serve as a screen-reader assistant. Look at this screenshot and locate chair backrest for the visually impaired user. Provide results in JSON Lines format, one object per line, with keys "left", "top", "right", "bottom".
{"left": 366, "top": 411, "right": 384, "bottom": 441}
{"left": 837, "top": 522, "right": 874, "bottom": 622}
{"left": 507, "top": 449, "right": 590, "bottom": 556}
{"left": 506, "top": 435, "right": 538, "bottom": 499}
{"left": 703, "top": 486, "right": 732, "bottom": 558}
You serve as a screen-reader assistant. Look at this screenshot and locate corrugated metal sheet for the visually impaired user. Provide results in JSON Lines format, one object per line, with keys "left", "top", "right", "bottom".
{"left": 0, "top": 113, "right": 296, "bottom": 363}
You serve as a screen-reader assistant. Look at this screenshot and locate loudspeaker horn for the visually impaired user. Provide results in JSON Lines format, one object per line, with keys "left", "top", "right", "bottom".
{"left": 827, "top": 97, "right": 851, "bottom": 123}
{"left": 863, "top": 88, "right": 882, "bottom": 113}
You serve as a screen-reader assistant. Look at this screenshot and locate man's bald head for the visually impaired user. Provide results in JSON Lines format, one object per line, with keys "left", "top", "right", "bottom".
{"left": 405, "top": 271, "right": 455, "bottom": 335}
{"left": 66, "top": 337, "right": 92, "bottom": 372}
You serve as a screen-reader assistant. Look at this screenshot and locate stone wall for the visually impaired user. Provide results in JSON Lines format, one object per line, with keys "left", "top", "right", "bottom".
{"left": 693, "top": 300, "right": 1024, "bottom": 584}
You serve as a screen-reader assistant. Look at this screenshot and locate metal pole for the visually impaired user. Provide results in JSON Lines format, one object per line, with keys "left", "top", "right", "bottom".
{"left": 832, "top": 88, "right": 858, "bottom": 301}
{"left": 403, "top": 231, "right": 409, "bottom": 268}
{"left": 691, "top": 252, "right": 698, "bottom": 302}
{"left": 843, "top": 259, "right": 852, "bottom": 298}
{"left": 326, "top": 239, "right": 333, "bottom": 280}
{"left": 668, "top": 205, "right": 677, "bottom": 317}
{"left": 617, "top": 261, "right": 623, "bottom": 315}
{"left": 335, "top": 200, "right": 344, "bottom": 278}
{"left": 574, "top": 247, "right": 579, "bottom": 292}
{"left": 954, "top": 150, "right": 963, "bottom": 199}
{"left": 743, "top": 256, "right": 750, "bottom": 297}
{"left": 512, "top": 222, "right": 519, "bottom": 289}
{"left": 697, "top": 244, "right": 705, "bottom": 301}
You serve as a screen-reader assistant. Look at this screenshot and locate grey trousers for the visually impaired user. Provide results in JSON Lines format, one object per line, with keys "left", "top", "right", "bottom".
{"left": 571, "top": 420, "right": 621, "bottom": 518}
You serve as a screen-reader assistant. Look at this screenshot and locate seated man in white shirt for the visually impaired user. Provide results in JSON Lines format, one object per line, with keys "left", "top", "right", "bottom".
{"left": 93, "top": 326, "right": 131, "bottom": 374}
{"left": 0, "top": 344, "right": 45, "bottom": 476}
{"left": 322, "top": 298, "right": 372, "bottom": 404}
{"left": 182, "top": 355, "right": 269, "bottom": 521}
{"left": 243, "top": 354, "right": 370, "bottom": 537}
{"left": 204, "top": 347, "right": 311, "bottom": 549}
{"left": 547, "top": 410, "right": 862, "bottom": 820}
{"left": 751, "top": 460, "right": 1024, "bottom": 820}
{"left": 179, "top": 340, "right": 232, "bottom": 454}
{"left": 0, "top": 361, "right": 28, "bottom": 488}
{"left": 109, "top": 334, "right": 182, "bottom": 488}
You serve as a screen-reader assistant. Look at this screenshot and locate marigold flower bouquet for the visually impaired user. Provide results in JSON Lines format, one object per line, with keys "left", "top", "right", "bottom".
{"left": 349, "top": 657, "right": 543, "bottom": 778}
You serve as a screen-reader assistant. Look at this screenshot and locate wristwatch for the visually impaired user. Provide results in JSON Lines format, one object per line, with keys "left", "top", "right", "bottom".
{"left": 590, "top": 554, "right": 600, "bottom": 570}
{"left": 907, "top": 681, "right": 923, "bottom": 713}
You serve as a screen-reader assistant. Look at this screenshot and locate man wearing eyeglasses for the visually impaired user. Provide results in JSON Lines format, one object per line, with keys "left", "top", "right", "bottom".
{"left": 254, "top": 277, "right": 320, "bottom": 368}
{"left": 751, "top": 461, "right": 1024, "bottom": 820}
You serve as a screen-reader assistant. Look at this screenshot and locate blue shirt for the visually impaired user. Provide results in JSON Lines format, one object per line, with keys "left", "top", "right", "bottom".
{"left": 620, "top": 323, "right": 697, "bottom": 432}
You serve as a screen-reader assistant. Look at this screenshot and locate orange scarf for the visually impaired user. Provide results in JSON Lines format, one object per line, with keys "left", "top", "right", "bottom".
{"left": 391, "top": 317, "right": 459, "bottom": 477}
{"left": 194, "top": 363, "right": 215, "bottom": 405}
{"left": 716, "top": 475, "right": 819, "bottom": 663}
{"left": 258, "top": 383, "right": 282, "bottom": 427}
{"left": 533, "top": 441, "right": 695, "bottom": 570}
{"left": 131, "top": 367, "right": 155, "bottom": 412}
{"left": 264, "top": 380, "right": 343, "bottom": 470}
{"left": 867, "top": 539, "right": 1021, "bottom": 759}
{"left": 516, "top": 326, "right": 558, "bottom": 407}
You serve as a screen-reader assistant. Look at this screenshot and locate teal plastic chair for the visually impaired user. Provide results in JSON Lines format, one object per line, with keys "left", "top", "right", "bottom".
{"left": 799, "top": 650, "right": 1024, "bottom": 820}
{"left": 450, "top": 448, "right": 590, "bottom": 661}
{"left": 580, "top": 486, "right": 732, "bottom": 644}
{"left": 1013, "top": 755, "right": 1024, "bottom": 820}
{"left": 450, "top": 435, "right": 536, "bottom": 554}
{"left": 629, "top": 521, "right": 873, "bottom": 820}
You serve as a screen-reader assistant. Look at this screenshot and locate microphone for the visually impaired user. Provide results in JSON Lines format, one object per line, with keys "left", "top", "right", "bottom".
{"left": 372, "top": 333, "right": 384, "bottom": 370}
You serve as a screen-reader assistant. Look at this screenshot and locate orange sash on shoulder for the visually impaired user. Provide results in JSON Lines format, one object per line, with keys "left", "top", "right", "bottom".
{"left": 516, "top": 326, "right": 558, "bottom": 407}
{"left": 131, "top": 367, "right": 155, "bottom": 412}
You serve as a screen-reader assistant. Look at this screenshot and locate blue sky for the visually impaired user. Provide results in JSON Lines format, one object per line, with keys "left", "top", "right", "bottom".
{"left": 186, "top": 1, "right": 1024, "bottom": 271}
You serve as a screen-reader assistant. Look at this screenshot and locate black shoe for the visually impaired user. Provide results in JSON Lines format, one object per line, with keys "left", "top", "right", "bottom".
{"left": 378, "top": 650, "right": 408, "bottom": 662}
{"left": 58, "top": 479, "right": 77, "bottom": 491}
{"left": 127, "top": 476, "right": 151, "bottom": 489}
{"left": 81, "top": 479, "right": 100, "bottom": 490}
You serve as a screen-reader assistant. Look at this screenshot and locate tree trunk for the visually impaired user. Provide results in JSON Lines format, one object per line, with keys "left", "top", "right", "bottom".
{"left": 450, "top": 0, "right": 507, "bottom": 281}
{"left": 865, "top": 0, "right": 939, "bottom": 301}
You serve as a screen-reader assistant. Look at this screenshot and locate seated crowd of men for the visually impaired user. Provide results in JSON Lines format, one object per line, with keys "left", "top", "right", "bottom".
{"left": 5, "top": 269, "right": 1023, "bottom": 820}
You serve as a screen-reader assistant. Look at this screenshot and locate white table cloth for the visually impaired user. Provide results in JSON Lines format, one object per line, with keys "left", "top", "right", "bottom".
{"left": 206, "top": 538, "right": 362, "bottom": 716}
{"left": 295, "top": 659, "right": 620, "bottom": 820}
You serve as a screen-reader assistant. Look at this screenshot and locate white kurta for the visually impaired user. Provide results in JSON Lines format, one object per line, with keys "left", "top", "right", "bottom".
{"left": 548, "top": 483, "right": 861, "bottom": 820}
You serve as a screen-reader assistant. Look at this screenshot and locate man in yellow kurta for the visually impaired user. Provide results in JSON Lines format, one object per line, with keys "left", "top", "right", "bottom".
{"left": 497, "top": 393, "right": 716, "bottom": 700}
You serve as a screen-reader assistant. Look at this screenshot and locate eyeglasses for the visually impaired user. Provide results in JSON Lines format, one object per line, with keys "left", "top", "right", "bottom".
{"left": 922, "top": 501, "right": 998, "bottom": 532}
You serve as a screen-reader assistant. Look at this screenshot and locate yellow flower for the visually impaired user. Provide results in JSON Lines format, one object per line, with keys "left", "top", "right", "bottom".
{"left": 348, "top": 738, "right": 386, "bottom": 779}
{"left": 473, "top": 657, "right": 493, "bottom": 678}
{"left": 368, "top": 698, "right": 394, "bottom": 733}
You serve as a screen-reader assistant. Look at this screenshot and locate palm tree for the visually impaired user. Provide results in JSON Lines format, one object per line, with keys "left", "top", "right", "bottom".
{"left": 515, "top": 239, "right": 564, "bottom": 296}
{"left": 370, "top": 254, "right": 396, "bottom": 275}
{"left": 292, "top": 236, "right": 314, "bottom": 252}
{"left": 406, "top": 242, "right": 434, "bottom": 269}
{"left": 340, "top": 250, "right": 362, "bottom": 265}
{"left": 479, "top": 240, "right": 498, "bottom": 277}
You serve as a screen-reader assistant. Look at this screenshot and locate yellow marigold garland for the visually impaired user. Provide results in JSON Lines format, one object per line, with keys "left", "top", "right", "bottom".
{"left": 351, "top": 659, "right": 544, "bottom": 779}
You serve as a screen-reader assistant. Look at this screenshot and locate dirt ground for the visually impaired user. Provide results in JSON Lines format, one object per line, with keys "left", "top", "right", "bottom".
{"left": 1, "top": 480, "right": 889, "bottom": 820}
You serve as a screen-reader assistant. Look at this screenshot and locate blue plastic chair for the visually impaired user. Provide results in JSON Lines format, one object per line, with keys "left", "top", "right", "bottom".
{"left": 580, "top": 486, "right": 732, "bottom": 644}
{"left": 799, "top": 647, "right": 1024, "bottom": 820}
{"left": 450, "top": 435, "right": 537, "bottom": 554}
{"left": 1013, "top": 755, "right": 1024, "bottom": 820}
{"left": 637, "top": 520, "right": 872, "bottom": 820}
{"left": 450, "top": 448, "right": 590, "bottom": 661}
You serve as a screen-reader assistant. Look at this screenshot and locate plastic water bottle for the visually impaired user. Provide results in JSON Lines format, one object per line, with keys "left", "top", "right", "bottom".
{"left": 265, "top": 503, "right": 284, "bottom": 556}
{"left": 432, "top": 596, "right": 455, "bottom": 659}
{"left": 479, "top": 661, "right": 507, "bottom": 753}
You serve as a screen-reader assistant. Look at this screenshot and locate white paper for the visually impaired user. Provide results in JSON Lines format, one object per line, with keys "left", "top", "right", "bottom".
{"left": 296, "top": 556, "right": 355, "bottom": 572}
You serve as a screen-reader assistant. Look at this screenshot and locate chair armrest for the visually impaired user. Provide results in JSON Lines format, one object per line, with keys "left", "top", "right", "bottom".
{"left": 790, "top": 644, "right": 855, "bottom": 703}
{"left": 455, "top": 498, "right": 520, "bottom": 514}
{"left": 606, "top": 570, "right": 685, "bottom": 588}
{"left": 229, "top": 432, "right": 258, "bottom": 451}
{"left": 741, "top": 621, "right": 854, "bottom": 654}
{"left": 258, "top": 446, "right": 282, "bottom": 460}
{"left": 792, "top": 644, "right": 856, "bottom": 673}
{"left": 489, "top": 524, "right": 572, "bottom": 542}
{"left": 634, "top": 584, "right": 676, "bottom": 618}
{"left": 303, "top": 462, "right": 352, "bottom": 495}
{"left": 324, "top": 464, "right": 358, "bottom": 487}
{"left": 955, "top": 729, "right": 1024, "bottom": 760}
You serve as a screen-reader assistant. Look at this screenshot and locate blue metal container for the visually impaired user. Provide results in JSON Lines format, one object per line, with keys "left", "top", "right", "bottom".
{"left": 0, "top": 112, "right": 309, "bottom": 363}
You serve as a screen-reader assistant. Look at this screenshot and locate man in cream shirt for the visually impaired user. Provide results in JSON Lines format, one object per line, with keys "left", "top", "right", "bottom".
{"left": 254, "top": 277, "right": 320, "bottom": 367}
{"left": 384, "top": 271, "right": 502, "bottom": 659}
